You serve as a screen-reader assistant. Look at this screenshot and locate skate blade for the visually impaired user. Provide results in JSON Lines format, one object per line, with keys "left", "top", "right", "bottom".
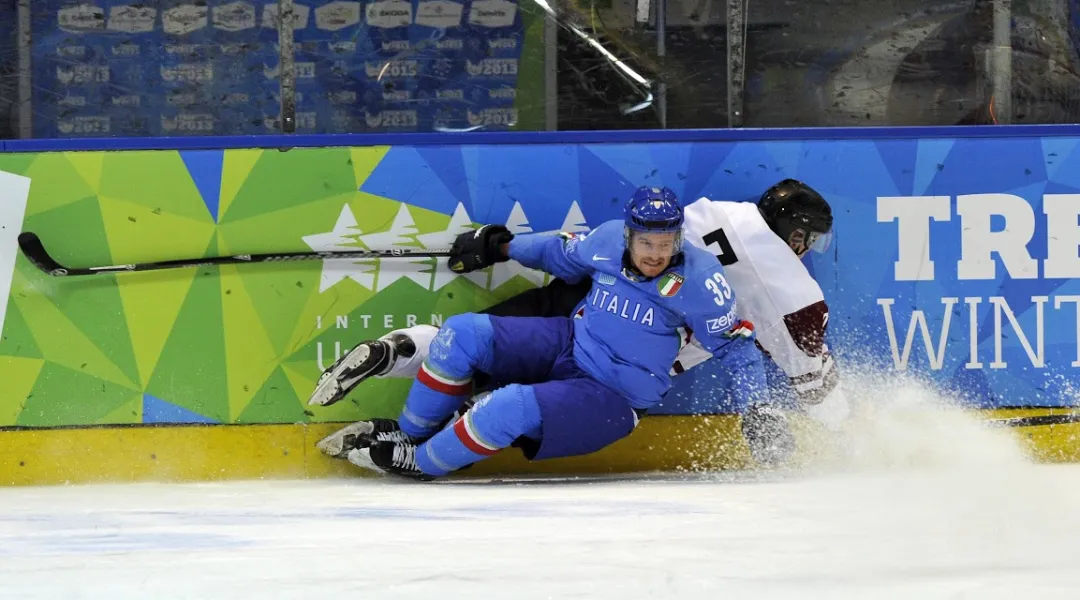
{"left": 307, "top": 345, "right": 373, "bottom": 406}
{"left": 315, "top": 422, "right": 376, "bottom": 458}
{"left": 346, "top": 448, "right": 436, "bottom": 482}
{"left": 346, "top": 448, "right": 382, "bottom": 474}
{"left": 307, "top": 379, "right": 343, "bottom": 406}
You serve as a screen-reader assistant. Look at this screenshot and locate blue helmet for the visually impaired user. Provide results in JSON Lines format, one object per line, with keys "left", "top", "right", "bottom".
{"left": 624, "top": 186, "right": 684, "bottom": 256}
{"left": 625, "top": 186, "right": 683, "bottom": 232}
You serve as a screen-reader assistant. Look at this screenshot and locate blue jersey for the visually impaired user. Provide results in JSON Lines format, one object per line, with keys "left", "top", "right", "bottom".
{"left": 508, "top": 220, "right": 748, "bottom": 409}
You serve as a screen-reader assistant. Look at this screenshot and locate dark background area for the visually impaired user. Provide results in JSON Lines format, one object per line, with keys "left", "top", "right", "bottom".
{"left": 2, "top": 0, "right": 1078, "bottom": 139}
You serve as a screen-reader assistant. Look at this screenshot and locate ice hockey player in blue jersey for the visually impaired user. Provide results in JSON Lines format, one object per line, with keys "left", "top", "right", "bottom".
{"left": 346, "top": 186, "right": 765, "bottom": 480}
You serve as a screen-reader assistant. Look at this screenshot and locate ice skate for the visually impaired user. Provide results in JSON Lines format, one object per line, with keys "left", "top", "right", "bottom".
{"left": 315, "top": 418, "right": 413, "bottom": 458}
{"left": 741, "top": 403, "right": 795, "bottom": 467}
{"left": 308, "top": 334, "right": 415, "bottom": 407}
{"left": 347, "top": 440, "right": 435, "bottom": 481}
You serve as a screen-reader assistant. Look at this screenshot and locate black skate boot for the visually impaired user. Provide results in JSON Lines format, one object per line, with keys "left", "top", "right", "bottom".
{"left": 315, "top": 418, "right": 411, "bottom": 459}
{"left": 317, "top": 398, "right": 478, "bottom": 460}
{"left": 347, "top": 440, "right": 435, "bottom": 482}
{"left": 740, "top": 403, "right": 796, "bottom": 467}
{"left": 307, "top": 333, "right": 416, "bottom": 407}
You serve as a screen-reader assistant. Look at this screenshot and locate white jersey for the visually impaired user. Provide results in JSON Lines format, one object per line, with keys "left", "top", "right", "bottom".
{"left": 675, "top": 198, "right": 838, "bottom": 405}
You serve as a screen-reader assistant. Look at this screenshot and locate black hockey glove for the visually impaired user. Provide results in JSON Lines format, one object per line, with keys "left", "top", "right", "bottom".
{"left": 448, "top": 225, "right": 513, "bottom": 273}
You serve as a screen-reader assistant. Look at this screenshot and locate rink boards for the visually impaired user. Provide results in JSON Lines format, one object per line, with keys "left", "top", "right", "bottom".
{"left": 1, "top": 124, "right": 1080, "bottom": 483}
{"left": 1, "top": 408, "right": 1079, "bottom": 486}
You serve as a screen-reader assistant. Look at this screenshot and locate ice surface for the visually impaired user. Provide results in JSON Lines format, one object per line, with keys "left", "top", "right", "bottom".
{"left": 2, "top": 464, "right": 1080, "bottom": 600}
{"left": 3, "top": 382, "right": 1080, "bottom": 600}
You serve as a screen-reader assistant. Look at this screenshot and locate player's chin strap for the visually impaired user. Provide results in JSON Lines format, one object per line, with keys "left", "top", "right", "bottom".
{"left": 619, "top": 250, "right": 684, "bottom": 282}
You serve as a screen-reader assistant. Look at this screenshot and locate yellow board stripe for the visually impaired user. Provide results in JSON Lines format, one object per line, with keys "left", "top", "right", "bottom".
{"left": 0, "top": 410, "right": 1077, "bottom": 487}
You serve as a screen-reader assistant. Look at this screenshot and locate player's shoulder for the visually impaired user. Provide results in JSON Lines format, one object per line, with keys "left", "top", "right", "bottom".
{"left": 574, "top": 220, "right": 624, "bottom": 250}
{"left": 683, "top": 197, "right": 741, "bottom": 221}
{"left": 680, "top": 243, "right": 726, "bottom": 276}
{"left": 684, "top": 196, "right": 731, "bottom": 212}
{"left": 662, "top": 247, "right": 732, "bottom": 303}
{"left": 591, "top": 219, "right": 625, "bottom": 237}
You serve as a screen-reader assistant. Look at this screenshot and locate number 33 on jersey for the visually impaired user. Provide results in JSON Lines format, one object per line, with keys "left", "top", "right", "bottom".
{"left": 704, "top": 271, "right": 733, "bottom": 306}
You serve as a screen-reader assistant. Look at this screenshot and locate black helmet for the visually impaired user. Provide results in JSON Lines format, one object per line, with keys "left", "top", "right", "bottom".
{"left": 758, "top": 179, "right": 834, "bottom": 255}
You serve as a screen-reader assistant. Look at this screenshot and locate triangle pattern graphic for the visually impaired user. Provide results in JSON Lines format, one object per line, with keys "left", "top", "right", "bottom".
{"left": 11, "top": 269, "right": 138, "bottom": 390}
{"left": 99, "top": 151, "right": 215, "bottom": 224}
{"left": 219, "top": 264, "right": 282, "bottom": 420}
{"left": 143, "top": 393, "right": 219, "bottom": 424}
{"left": 219, "top": 148, "right": 264, "bottom": 221}
{"left": 221, "top": 148, "right": 357, "bottom": 223}
{"left": 22, "top": 196, "right": 113, "bottom": 277}
{"left": 350, "top": 146, "right": 391, "bottom": 189}
{"left": 17, "top": 362, "right": 139, "bottom": 427}
{"left": 97, "top": 392, "right": 143, "bottom": 425}
{"left": 236, "top": 367, "right": 307, "bottom": 424}
{"left": 144, "top": 260, "right": 229, "bottom": 422}
{"left": 65, "top": 152, "right": 106, "bottom": 193}
{"left": 116, "top": 266, "right": 200, "bottom": 389}
{"left": 0, "top": 356, "right": 44, "bottom": 426}
{"left": 22, "top": 154, "right": 97, "bottom": 217}
{"left": 0, "top": 303, "right": 43, "bottom": 359}
{"left": 0, "top": 153, "right": 38, "bottom": 179}
{"left": 180, "top": 149, "right": 225, "bottom": 223}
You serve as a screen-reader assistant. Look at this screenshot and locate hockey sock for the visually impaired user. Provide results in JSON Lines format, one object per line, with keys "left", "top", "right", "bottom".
{"left": 398, "top": 314, "right": 495, "bottom": 439}
{"left": 399, "top": 361, "right": 472, "bottom": 438}
{"left": 415, "top": 384, "right": 542, "bottom": 476}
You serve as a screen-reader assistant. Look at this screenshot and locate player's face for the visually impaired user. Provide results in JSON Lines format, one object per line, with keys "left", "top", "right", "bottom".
{"left": 788, "top": 229, "right": 810, "bottom": 257}
{"left": 787, "top": 228, "right": 830, "bottom": 258}
{"left": 630, "top": 231, "right": 677, "bottom": 277}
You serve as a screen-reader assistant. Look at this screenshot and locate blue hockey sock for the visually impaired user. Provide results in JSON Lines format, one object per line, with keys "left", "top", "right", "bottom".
{"left": 398, "top": 314, "right": 496, "bottom": 439}
{"left": 415, "top": 384, "right": 543, "bottom": 476}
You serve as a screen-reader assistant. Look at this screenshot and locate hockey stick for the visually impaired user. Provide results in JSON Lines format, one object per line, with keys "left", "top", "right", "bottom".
{"left": 17, "top": 231, "right": 453, "bottom": 277}
{"left": 985, "top": 413, "right": 1080, "bottom": 428}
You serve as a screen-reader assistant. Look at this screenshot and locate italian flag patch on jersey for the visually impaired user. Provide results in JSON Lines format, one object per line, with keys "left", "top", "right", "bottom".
{"left": 657, "top": 273, "right": 684, "bottom": 297}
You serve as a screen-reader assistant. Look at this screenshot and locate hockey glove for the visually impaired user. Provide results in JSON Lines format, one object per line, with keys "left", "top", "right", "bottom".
{"left": 723, "top": 319, "right": 755, "bottom": 340}
{"left": 448, "top": 225, "right": 513, "bottom": 273}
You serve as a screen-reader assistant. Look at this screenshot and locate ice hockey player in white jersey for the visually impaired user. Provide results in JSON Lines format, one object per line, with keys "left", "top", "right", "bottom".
{"left": 678, "top": 179, "right": 849, "bottom": 430}
{"left": 310, "top": 179, "right": 847, "bottom": 466}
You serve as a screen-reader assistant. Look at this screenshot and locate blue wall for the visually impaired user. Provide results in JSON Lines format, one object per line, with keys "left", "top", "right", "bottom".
{"left": 6, "top": 123, "right": 1080, "bottom": 413}
{"left": 347, "top": 128, "right": 1080, "bottom": 412}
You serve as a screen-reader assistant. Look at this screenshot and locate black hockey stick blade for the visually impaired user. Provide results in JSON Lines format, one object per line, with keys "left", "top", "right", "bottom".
{"left": 17, "top": 231, "right": 452, "bottom": 277}
{"left": 17, "top": 232, "right": 69, "bottom": 276}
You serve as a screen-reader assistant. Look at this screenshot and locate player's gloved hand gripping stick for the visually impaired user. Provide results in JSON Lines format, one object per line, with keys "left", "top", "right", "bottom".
{"left": 448, "top": 225, "right": 513, "bottom": 273}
